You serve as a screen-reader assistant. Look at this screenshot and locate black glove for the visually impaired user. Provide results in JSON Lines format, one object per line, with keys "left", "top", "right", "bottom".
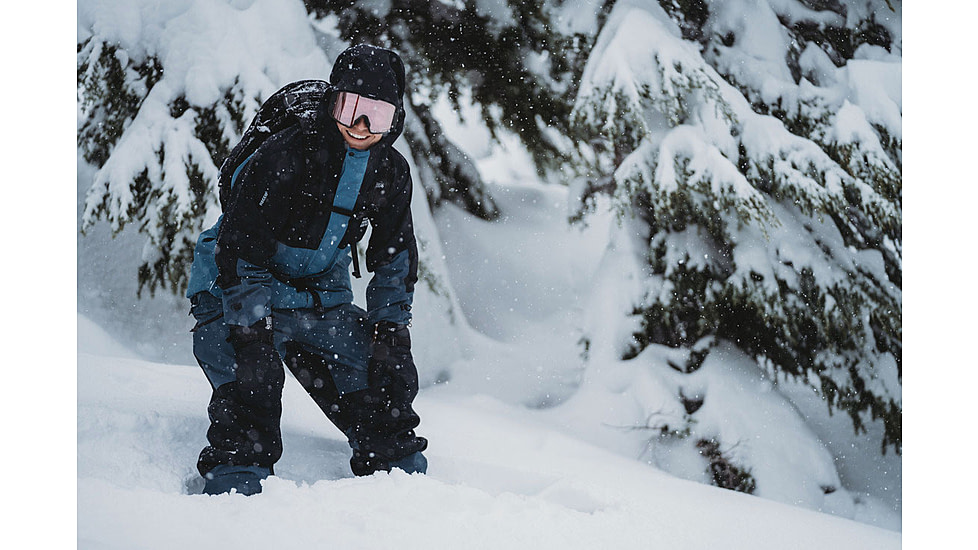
{"left": 228, "top": 316, "right": 275, "bottom": 349}
{"left": 368, "top": 321, "right": 419, "bottom": 401}
{"left": 227, "top": 317, "right": 281, "bottom": 408}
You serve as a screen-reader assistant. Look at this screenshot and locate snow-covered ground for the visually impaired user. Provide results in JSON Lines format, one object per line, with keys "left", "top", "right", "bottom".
{"left": 70, "top": 90, "right": 907, "bottom": 549}
{"left": 77, "top": 314, "right": 900, "bottom": 550}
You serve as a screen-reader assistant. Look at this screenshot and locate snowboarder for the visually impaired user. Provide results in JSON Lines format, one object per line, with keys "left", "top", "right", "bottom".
{"left": 185, "top": 44, "right": 428, "bottom": 495}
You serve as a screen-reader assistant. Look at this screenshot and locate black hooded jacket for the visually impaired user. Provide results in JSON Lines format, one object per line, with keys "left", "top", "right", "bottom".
{"left": 215, "top": 45, "right": 417, "bottom": 327}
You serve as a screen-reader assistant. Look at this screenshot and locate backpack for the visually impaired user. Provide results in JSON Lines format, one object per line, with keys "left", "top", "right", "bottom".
{"left": 218, "top": 79, "right": 332, "bottom": 210}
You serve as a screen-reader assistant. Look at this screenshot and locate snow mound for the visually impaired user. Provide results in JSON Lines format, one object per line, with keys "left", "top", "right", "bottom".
{"left": 77, "top": 314, "right": 898, "bottom": 549}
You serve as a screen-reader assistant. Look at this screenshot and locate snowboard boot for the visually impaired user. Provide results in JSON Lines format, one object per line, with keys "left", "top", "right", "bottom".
{"left": 350, "top": 449, "right": 427, "bottom": 476}
{"left": 201, "top": 465, "right": 270, "bottom": 496}
{"left": 390, "top": 451, "right": 428, "bottom": 474}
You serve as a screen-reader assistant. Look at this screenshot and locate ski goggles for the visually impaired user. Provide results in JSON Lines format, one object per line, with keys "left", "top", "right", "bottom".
{"left": 331, "top": 91, "right": 397, "bottom": 134}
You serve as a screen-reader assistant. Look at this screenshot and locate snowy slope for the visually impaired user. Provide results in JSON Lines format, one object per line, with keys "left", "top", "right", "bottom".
{"left": 77, "top": 315, "right": 899, "bottom": 550}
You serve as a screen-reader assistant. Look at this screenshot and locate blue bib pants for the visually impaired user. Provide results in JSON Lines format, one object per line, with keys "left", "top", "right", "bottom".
{"left": 191, "top": 290, "right": 425, "bottom": 483}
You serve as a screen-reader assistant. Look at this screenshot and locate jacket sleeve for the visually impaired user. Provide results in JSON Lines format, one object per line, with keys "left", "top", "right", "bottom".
{"left": 365, "top": 153, "right": 418, "bottom": 326}
{"left": 215, "top": 149, "right": 282, "bottom": 326}
{"left": 186, "top": 215, "right": 223, "bottom": 299}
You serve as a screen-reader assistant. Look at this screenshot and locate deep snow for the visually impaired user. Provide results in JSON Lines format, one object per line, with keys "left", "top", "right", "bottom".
{"left": 76, "top": 314, "right": 900, "bottom": 550}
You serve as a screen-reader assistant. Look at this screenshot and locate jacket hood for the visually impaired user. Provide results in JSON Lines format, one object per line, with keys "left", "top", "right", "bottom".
{"left": 329, "top": 44, "right": 407, "bottom": 143}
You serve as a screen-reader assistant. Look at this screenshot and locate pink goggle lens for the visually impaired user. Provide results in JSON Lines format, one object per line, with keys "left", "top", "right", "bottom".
{"left": 331, "top": 91, "right": 396, "bottom": 134}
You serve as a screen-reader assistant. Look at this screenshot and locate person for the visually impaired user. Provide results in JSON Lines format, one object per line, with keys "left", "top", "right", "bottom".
{"left": 185, "top": 44, "right": 428, "bottom": 496}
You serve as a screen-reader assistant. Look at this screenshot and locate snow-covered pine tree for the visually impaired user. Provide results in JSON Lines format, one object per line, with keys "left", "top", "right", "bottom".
{"left": 303, "top": 0, "right": 600, "bottom": 216}
{"left": 570, "top": 0, "right": 901, "bottom": 470}
{"left": 78, "top": 35, "right": 227, "bottom": 297}
{"left": 76, "top": 0, "right": 306, "bottom": 297}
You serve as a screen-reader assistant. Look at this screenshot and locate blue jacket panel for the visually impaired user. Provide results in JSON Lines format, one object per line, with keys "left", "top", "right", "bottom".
{"left": 187, "top": 217, "right": 334, "bottom": 312}
{"left": 186, "top": 217, "right": 223, "bottom": 299}
{"left": 367, "top": 248, "right": 414, "bottom": 325}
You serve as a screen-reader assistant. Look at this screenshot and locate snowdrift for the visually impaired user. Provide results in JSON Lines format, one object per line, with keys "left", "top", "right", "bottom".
{"left": 78, "top": 314, "right": 898, "bottom": 549}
